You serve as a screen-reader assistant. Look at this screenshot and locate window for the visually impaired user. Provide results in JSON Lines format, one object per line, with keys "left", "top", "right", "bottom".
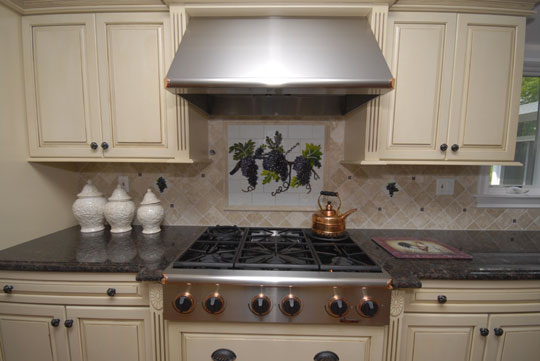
{"left": 477, "top": 76, "right": 540, "bottom": 208}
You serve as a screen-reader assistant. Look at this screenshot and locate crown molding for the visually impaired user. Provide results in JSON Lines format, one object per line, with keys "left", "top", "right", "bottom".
{"left": 0, "top": 0, "right": 167, "bottom": 14}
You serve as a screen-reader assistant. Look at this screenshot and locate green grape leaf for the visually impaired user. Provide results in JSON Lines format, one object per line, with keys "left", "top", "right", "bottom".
{"left": 262, "top": 170, "right": 280, "bottom": 184}
{"left": 228, "top": 140, "right": 255, "bottom": 161}
{"left": 302, "top": 143, "right": 322, "bottom": 167}
{"left": 290, "top": 176, "right": 300, "bottom": 188}
{"left": 265, "top": 131, "right": 284, "bottom": 152}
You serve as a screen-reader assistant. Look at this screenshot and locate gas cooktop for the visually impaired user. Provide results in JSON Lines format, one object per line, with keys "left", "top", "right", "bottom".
{"left": 172, "top": 226, "right": 381, "bottom": 273}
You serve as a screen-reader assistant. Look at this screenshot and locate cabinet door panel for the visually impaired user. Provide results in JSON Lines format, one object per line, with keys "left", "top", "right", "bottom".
{"left": 66, "top": 306, "right": 152, "bottom": 361}
{"left": 485, "top": 313, "right": 540, "bottom": 361}
{"left": 22, "top": 15, "right": 101, "bottom": 158}
{"left": 448, "top": 15, "right": 525, "bottom": 161}
{"left": 0, "top": 303, "right": 69, "bottom": 361}
{"left": 379, "top": 13, "right": 456, "bottom": 160}
{"left": 400, "top": 313, "right": 487, "bottom": 361}
{"left": 96, "top": 13, "right": 176, "bottom": 159}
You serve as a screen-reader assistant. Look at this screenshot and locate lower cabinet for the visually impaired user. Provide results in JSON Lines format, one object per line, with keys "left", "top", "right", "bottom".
{"left": 396, "top": 281, "right": 540, "bottom": 361}
{"left": 168, "top": 322, "right": 386, "bottom": 361}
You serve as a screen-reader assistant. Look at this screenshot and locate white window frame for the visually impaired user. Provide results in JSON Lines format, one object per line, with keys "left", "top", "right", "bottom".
{"left": 476, "top": 71, "right": 540, "bottom": 208}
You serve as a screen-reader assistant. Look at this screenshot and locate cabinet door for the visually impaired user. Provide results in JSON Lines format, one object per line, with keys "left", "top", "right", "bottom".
{"left": 399, "top": 313, "right": 487, "bottom": 361}
{"left": 65, "top": 306, "right": 152, "bottom": 361}
{"left": 484, "top": 313, "right": 540, "bottom": 361}
{"left": 447, "top": 14, "right": 525, "bottom": 161}
{"left": 22, "top": 14, "right": 102, "bottom": 158}
{"left": 379, "top": 12, "right": 456, "bottom": 160}
{"left": 0, "top": 303, "right": 69, "bottom": 361}
{"left": 96, "top": 13, "right": 177, "bottom": 159}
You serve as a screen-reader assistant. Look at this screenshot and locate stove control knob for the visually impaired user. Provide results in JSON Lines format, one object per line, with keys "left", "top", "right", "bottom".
{"left": 358, "top": 299, "right": 379, "bottom": 318}
{"left": 326, "top": 297, "right": 349, "bottom": 318}
{"left": 204, "top": 294, "right": 225, "bottom": 314}
{"left": 280, "top": 295, "right": 302, "bottom": 317}
{"left": 250, "top": 294, "right": 271, "bottom": 316}
{"left": 173, "top": 293, "right": 195, "bottom": 314}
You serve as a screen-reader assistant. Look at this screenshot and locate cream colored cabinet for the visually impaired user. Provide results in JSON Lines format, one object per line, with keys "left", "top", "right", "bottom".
{"left": 400, "top": 313, "right": 487, "bottom": 361}
{"left": 391, "top": 281, "right": 540, "bottom": 361}
{"left": 0, "top": 303, "right": 70, "bottom": 361}
{"left": 0, "top": 272, "right": 154, "bottom": 361}
{"left": 168, "top": 322, "right": 385, "bottom": 361}
{"left": 22, "top": 13, "right": 207, "bottom": 163}
{"left": 484, "top": 313, "right": 540, "bottom": 361}
{"left": 348, "top": 12, "right": 525, "bottom": 165}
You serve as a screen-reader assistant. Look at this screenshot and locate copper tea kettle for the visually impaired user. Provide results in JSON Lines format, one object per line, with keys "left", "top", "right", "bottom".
{"left": 312, "top": 191, "right": 357, "bottom": 238}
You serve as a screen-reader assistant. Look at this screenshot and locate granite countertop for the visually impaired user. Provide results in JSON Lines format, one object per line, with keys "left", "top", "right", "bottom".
{"left": 348, "top": 229, "right": 540, "bottom": 288}
{"left": 0, "top": 226, "right": 205, "bottom": 281}
{"left": 0, "top": 226, "right": 539, "bottom": 287}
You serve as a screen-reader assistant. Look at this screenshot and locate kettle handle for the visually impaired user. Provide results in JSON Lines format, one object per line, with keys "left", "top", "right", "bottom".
{"left": 318, "top": 191, "right": 341, "bottom": 211}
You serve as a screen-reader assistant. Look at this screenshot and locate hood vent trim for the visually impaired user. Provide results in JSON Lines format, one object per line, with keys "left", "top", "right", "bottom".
{"left": 166, "top": 16, "right": 394, "bottom": 117}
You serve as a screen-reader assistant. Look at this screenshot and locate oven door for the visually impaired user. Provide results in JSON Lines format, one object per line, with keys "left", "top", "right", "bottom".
{"left": 168, "top": 322, "right": 385, "bottom": 361}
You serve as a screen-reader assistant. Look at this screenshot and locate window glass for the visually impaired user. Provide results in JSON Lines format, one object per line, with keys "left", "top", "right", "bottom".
{"left": 490, "top": 76, "right": 540, "bottom": 187}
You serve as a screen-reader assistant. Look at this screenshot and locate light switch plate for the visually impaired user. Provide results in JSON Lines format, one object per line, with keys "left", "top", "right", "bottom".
{"left": 436, "top": 178, "right": 454, "bottom": 196}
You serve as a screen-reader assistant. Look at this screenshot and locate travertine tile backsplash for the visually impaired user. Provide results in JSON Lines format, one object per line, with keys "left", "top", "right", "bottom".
{"left": 79, "top": 120, "right": 540, "bottom": 230}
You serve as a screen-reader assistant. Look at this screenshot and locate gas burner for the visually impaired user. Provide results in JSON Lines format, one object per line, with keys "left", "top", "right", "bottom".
{"left": 248, "top": 228, "right": 304, "bottom": 244}
{"left": 207, "top": 225, "right": 244, "bottom": 242}
{"left": 304, "top": 229, "right": 350, "bottom": 242}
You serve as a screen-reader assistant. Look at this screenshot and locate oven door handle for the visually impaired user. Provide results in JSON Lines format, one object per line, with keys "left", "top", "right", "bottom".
{"left": 211, "top": 348, "right": 237, "bottom": 361}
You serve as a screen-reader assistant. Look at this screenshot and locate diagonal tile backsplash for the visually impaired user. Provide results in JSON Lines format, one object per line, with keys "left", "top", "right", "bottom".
{"left": 78, "top": 120, "right": 540, "bottom": 231}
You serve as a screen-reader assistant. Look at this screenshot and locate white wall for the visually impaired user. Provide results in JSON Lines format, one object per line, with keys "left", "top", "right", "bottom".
{"left": 0, "top": 3, "right": 79, "bottom": 250}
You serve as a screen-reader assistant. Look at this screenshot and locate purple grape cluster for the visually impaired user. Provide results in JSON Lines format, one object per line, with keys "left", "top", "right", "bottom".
{"left": 263, "top": 150, "right": 289, "bottom": 181}
{"left": 293, "top": 156, "right": 312, "bottom": 186}
{"left": 241, "top": 156, "right": 258, "bottom": 188}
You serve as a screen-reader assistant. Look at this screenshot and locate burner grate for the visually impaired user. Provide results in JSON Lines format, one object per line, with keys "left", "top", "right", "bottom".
{"left": 173, "top": 226, "right": 381, "bottom": 273}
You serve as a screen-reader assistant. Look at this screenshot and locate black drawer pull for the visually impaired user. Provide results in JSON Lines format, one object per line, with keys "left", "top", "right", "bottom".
{"left": 314, "top": 351, "right": 339, "bottom": 361}
{"left": 107, "top": 288, "right": 116, "bottom": 297}
{"left": 437, "top": 295, "right": 447, "bottom": 304}
{"left": 211, "top": 349, "right": 236, "bottom": 361}
{"left": 3, "top": 285, "right": 13, "bottom": 293}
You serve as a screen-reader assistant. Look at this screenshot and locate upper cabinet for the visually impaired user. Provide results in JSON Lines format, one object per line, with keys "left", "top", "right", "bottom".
{"left": 22, "top": 12, "right": 208, "bottom": 163}
{"left": 345, "top": 12, "right": 525, "bottom": 165}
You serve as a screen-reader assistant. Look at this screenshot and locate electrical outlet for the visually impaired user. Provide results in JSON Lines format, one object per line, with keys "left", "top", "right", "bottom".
{"left": 118, "top": 176, "right": 129, "bottom": 192}
{"left": 436, "top": 178, "right": 455, "bottom": 196}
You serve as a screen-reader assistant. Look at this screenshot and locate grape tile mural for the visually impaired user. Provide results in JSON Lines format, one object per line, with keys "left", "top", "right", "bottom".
{"left": 227, "top": 124, "right": 325, "bottom": 207}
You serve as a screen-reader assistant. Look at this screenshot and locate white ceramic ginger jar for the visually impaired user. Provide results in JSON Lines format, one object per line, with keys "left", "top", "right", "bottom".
{"left": 72, "top": 180, "right": 106, "bottom": 233}
{"left": 104, "top": 184, "right": 135, "bottom": 233}
{"left": 136, "top": 189, "right": 164, "bottom": 234}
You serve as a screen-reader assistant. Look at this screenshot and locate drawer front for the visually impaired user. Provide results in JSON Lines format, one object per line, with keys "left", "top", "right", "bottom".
{"left": 406, "top": 281, "right": 540, "bottom": 313}
{"left": 168, "top": 322, "right": 385, "bottom": 361}
{"left": 0, "top": 276, "right": 148, "bottom": 306}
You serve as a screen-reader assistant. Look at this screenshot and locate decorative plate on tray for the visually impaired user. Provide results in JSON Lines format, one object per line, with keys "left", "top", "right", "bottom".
{"left": 372, "top": 237, "right": 472, "bottom": 259}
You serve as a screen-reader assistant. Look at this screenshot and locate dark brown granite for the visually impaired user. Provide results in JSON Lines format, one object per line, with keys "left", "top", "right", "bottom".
{"left": 0, "top": 225, "right": 206, "bottom": 281}
{"left": 1, "top": 226, "right": 539, "bottom": 287}
{"left": 348, "top": 229, "right": 540, "bottom": 288}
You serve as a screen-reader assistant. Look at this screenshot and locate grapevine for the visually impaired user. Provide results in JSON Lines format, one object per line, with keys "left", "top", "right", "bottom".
{"left": 229, "top": 131, "right": 322, "bottom": 194}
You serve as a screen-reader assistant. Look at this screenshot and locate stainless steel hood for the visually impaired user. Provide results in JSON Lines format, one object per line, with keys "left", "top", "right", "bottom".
{"left": 165, "top": 16, "right": 394, "bottom": 117}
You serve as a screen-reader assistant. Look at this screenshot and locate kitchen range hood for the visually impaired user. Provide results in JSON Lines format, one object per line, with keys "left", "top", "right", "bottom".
{"left": 165, "top": 17, "right": 394, "bottom": 117}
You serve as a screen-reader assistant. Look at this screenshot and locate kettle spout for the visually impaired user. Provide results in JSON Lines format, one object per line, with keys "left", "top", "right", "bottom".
{"left": 340, "top": 208, "right": 357, "bottom": 220}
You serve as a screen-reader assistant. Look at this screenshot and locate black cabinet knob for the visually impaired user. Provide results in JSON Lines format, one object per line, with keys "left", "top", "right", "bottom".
{"left": 451, "top": 144, "right": 459, "bottom": 152}
{"left": 480, "top": 328, "right": 489, "bottom": 336}
{"left": 64, "top": 319, "right": 73, "bottom": 328}
{"left": 173, "top": 294, "right": 195, "bottom": 314}
{"left": 106, "top": 288, "right": 116, "bottom": 297}
{"left": 3, "top": 285, "right": 13, "bottom": 293}
{"left": 358, "top": 299, "right": 379, "bottom": 318}
{"left": 101, "top": 142, "right": 109, "bottom": 150}
{"left": 440, "top": 143, "right": 448, "bottom": 152}
{"left": 494, "top": 328, "right": 504, "bottom": 336}
{"left": 314, "top": 351, "right": 339, "bottom": 361}
{"left": 211, "top": 348, "right": 236, "bottom": 361}
{"left": 327, "top": 297, "right": 349, "bottom": 318}
{"left": 250, "top": 294, "right": 271, "bottom": 316}
{"left": 90, "top": 142, "right": 98, "bottom": 150}
{"left": 437, "top": 295, "right": 447, "bottom": 304}
{"left": 51, "top": 319, "right": 60, "bottom": 327}
{"left": 204, "top": 294, "right": 225, "bottom": 314}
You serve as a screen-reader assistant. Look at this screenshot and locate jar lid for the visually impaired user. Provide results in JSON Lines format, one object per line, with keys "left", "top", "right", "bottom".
{"left": 108, "top": 184, "right": 132, "bottom": 201}
{"left": 140, "top": 188, "right": 161, "bottom": 205}
{"left": 77, "top": 180, "right": 103, "bottom": 198}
